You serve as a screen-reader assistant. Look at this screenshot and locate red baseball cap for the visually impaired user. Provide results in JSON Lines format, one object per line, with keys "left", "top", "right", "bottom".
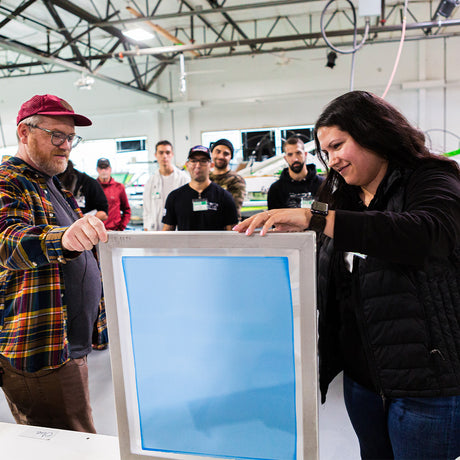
{"left": 17, "top": 94, "right": 92, "bottom": 126}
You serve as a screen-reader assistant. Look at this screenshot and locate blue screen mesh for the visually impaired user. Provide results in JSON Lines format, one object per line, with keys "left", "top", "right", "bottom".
{"left": 122, "top": 256, "right": 296, "bottom": 459}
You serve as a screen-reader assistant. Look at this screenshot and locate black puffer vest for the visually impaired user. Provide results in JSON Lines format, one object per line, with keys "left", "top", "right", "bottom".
{"left": 318, "top": 168, "right": 460, "bottom": 403}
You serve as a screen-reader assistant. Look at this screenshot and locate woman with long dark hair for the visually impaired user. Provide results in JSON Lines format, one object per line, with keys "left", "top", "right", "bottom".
{"left": 235, "top": 91, "right": 460, "bottom": 459}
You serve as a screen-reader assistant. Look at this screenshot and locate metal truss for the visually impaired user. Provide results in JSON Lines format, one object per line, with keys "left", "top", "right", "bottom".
{"left": 0, "top": 0, "right": 459, "bottom": 101}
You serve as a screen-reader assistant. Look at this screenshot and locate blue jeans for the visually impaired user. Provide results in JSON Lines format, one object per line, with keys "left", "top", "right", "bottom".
{"left": 343, "top": 373, "right": 460, "bottom": 460}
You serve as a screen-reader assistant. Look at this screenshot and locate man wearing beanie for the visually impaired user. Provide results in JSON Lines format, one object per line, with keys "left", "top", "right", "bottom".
{"left": 209, "top": 139, "right": 246, "bottom": 220}
{"left": 0, "top": 94, "right": 107, "bottom": 433}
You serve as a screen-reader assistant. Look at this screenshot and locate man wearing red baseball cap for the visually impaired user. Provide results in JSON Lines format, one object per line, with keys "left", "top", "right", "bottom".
{"left": 0, "top": 94, "right": 107, "bottom": 433}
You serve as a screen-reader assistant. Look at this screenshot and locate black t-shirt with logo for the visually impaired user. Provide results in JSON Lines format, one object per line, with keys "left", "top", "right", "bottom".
{"left": 267, "top": 165, "right": 324, "bottom": 210}
{"left": 162, "top": 182, "right": 238, "bottom": 230}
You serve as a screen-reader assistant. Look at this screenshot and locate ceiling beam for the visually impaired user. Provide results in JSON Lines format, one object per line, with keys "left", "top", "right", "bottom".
{"left": 109, "top": 17, "right": 460, "bottom": 57}
{"left": 205, "top": 0, "right": 255, "bottom": 52}
{"left": 0, "top": 3, "right": 123, "bottom": 66}
{"left": 0, "top": 36, "right": 169, "bottom": 101}
{"left": 49, "top": 0, "right": 169, "bottom": 62}
{"left": 101, "top": 0, "right": 318, "bottom": 26}
{"left": 48, "top": 0, "right": 150, "bottom": 88}
{"left": 146, "top": 62, "right": 169, "bottom": 90}
{"left": 126, "top": 6, "right": 200, "bottom": 57}
{"left": 180, "top": 0, "right": 226, "bottom": 42}
{"left": 0, "top": 0, "right": 38, "bottom": 30}
{"left": 50, "top": 10, "right": 120, "bottom": 59}
{"left": 43, "top": 0, "right": 90, "bottom": 69}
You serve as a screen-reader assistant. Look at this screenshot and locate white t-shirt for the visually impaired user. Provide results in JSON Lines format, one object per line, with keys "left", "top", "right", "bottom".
{"left": 143, "top": 167, "right": 190, "bottom": 230}
{"left": 161, "top": 172, "right": 178, "bottom": 213}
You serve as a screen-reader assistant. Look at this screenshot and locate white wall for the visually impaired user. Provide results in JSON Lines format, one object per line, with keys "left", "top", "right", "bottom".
{"left": 1, "top": 35, "right": 459, "bottom": 168}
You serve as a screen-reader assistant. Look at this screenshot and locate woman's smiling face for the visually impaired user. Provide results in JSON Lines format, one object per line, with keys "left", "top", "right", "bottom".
{"left": 317, "top": 125, "right": 389, "bottom": 194}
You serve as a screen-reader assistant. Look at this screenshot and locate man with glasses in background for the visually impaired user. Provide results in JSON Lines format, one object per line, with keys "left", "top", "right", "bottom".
{"left": 162, "top": 145, "right": 238, "bottom": 231}
{"left": 0, "top": 94, "right": 107, "bottom": 432}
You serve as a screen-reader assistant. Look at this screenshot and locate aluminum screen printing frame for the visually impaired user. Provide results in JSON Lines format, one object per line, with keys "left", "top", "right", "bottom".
{"left": 99, "top": 231, "right": 318, "bottom": 460}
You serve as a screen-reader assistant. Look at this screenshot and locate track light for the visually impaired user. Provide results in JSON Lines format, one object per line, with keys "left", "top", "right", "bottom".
{"left": 326, "top": 51, "right": 337, "bottom": 69}
{"left": 433, "top": 0, "right": 459, "bottom": 19}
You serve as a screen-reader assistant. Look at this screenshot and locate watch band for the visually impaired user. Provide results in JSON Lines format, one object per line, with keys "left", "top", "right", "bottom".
{"left": 308, "top": 213, "right": 327, "bottom": 233}
{"left": 307, "top": 201, "right": 329, "bottom": 233}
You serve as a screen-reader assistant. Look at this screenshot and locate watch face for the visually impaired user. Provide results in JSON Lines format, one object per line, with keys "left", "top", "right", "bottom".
{"left": 311, "top": 201, "right": 328, "bottom": 213}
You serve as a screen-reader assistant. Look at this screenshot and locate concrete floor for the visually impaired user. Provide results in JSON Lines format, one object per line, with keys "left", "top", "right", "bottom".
{"left": 0, "top": 349, "right": 360, "bottom": 459}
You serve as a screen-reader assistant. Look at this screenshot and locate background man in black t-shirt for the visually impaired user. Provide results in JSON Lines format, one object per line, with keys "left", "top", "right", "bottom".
{"left": 162, "top": 145, "right": 238, "bottom": 231}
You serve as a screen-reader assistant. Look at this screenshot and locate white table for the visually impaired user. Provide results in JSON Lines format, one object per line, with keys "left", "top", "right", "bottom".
{"left": 0, "top": 422, "right": 120, "bottom": 460}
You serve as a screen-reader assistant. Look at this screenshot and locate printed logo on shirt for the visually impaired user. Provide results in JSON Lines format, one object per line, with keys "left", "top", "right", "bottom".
{"left": 75, "top": 194, "right": 86, "bottom": 208}
{"left": 208, "top": 202, "right": 219, "bottom": 211}
{"left": 288, "top": 192, "right": 311, "bottom": 208}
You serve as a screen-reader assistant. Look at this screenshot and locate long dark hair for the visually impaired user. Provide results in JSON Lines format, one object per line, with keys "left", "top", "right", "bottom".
{"left": 314, "top": 91, "right": 459, "bottom": 206}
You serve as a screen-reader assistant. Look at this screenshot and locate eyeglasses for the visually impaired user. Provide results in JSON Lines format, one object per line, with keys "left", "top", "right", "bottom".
{"left": 188, "top": 158, "right": 210, "bottom": 165}
{"left": 27, "top": 124, "right": 82, "bottom": 149}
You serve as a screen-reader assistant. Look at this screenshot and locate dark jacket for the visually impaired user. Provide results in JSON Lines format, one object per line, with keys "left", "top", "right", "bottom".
{"left": 317, "top": 163, "right": 460, "bottom": 403}
{"left": 59, "top": 168, "right": 108, "bottom": 215}
{"left": 267, "top": 164, "right": 323, "bottom": 209}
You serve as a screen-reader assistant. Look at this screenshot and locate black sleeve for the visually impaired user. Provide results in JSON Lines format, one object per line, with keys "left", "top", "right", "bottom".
{"left": 222, "top": 190, "right": 238, "bottom": 226}
{"left": 267, "top": 181, "right": 283, "bottom": 209}
{"left": 161, "top": 191, "right": 177, "bottom": 226}
{"left": 80, "top": 174, "right": 108, "bottom": 214}
{"left": 334, "top": 165, "right": 460, "bottom": 266}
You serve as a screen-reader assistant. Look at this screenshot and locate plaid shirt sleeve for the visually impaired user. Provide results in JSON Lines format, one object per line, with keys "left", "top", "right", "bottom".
{"left": 0, "top": 158, "right": 102, "bottom": 372}
{"left": 0, "top": 171, "right": 70, "bottom": 270}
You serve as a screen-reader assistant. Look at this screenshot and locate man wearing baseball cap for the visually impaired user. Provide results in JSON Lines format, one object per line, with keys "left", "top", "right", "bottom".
{"left": 209, "top": 139, "right": 246, "bottom": 220}
{"left": 0, "top": 94, "right": 107, "bottom": 433}
{"left": 162, "top": 145, "right": 238, "bottom": 231}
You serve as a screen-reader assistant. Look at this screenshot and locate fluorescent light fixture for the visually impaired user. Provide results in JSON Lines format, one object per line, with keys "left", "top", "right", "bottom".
{"left": 122, "top": 28, "right": 154, "bottom": 41}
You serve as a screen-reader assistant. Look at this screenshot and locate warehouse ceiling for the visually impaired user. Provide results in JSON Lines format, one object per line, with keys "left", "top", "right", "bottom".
{"left": 0, "top": 0, "right": 459, "bottom": 101}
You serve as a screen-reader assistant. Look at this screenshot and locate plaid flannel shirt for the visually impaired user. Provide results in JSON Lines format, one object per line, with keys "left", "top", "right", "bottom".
{"left": 0, "top": 156, "right": 106, "bottom": 372}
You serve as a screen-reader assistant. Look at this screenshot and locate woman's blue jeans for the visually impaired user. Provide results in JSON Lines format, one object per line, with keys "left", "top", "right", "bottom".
{"left": 343, "top": 373, "right": 460, "bottom": 460}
